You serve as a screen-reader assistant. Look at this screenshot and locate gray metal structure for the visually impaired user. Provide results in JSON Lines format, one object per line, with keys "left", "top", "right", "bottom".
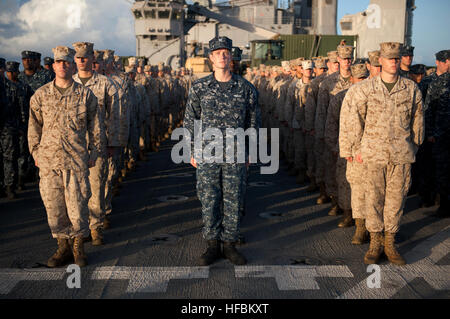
{"left": 340, "top": 0, "right": 416, "bottom": 58}
{"left": 131, "top": 0, "right": 338, "bottom": 68}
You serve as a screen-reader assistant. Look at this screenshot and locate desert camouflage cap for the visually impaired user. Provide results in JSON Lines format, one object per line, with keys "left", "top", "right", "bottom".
{"left": 128, "top": 57, "right": 137, "bottom": 66}
{"left": 158, "top": 62, "right": 164, "bottom": 71}
{"left": 368, "top": 50, "right": 381, "bottom": 66}
{"left": 351, "top": 63, "right": 368, "bottom": 79}
{"left": 401, "top": 45, "right": 414, "bottom": 56}
{"left": 259, "top": 64, "right": 266, "bottom": 71}
{"left": 302, "top": 60, "right": 314, "bottom": 70}
{"left": 72, "top": 42, "right": 94, "bottom": 58}
{"left": 281, "top": 60, "right": 290, "bottom": 71}
{"left": 124, "top": 65, "right": 136, "bottom": 73}
{"left": 5, "top": 61, "right": 20, "bottom": 72}
{"left": 103, "top": 50, "right": 115, "bottom": 64}
{"left": 93, "top": 50, "right": 104, "bottom": 63}
{"left": 380, "top": 42, "right": 402, "bottom": 59}
{"left": 209, "top": 36, "right": 232, "bottom": 52}
{"left": 52, "top": 46, "right": 76, "bottom": 63}
{"left": 409, "top": 64, "right": 426, "bottom": 74}
{"left": 44, "top": 57, "right": 54, "bottom": 65}
{"left": 0, "top": 58, "right": 5, "bottom": 69}
{"left": 144, "top": 65, "right": 151, "bottom": 72}
{"left": 314, "top": 57, "right": 327, "bottom": 69}
{"left": 337, "top": 45, "right": 354, "bottom": 59}
{"left": 435, "top": 50, "right": 449, "bottom": 62}
{"left": 231, "top": 47, "right": 242, "bottom": 61}
{"left": 327, "top": 51, "right": 338, "bottom": 63}
{"left": 138, "top": 58, "right": 145, "bottom": 67}
{"left": 114, "top": 55, "right": 121, "bottom": 63}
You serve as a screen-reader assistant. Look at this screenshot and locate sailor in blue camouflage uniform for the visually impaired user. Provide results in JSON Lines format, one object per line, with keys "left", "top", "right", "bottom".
{"left": 43, "top": 57, "right": 56, "bottom": 80}
{"left": 5, "top": 61, "right": 34, "bottom": 191}
{"left": 18, "top": 51, "right": 52, "bottom": 92}
{"left": 424, "top": 50, "right": 450, "bottom": 217}
{"left": 399, "top": 45, "right": 414, "bottom": 78}
{"left": 184, "top": 36, "right": 261, "bottom": 265}
{"left": 0, "top": 58, "right": 22, "bottom": 199}
{"left": 416, "top": 50, "right": 449, "bottom": 207}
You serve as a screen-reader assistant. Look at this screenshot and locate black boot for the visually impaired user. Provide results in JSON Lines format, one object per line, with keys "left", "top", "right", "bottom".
{"left": 435, "top": 193, "right": 449, "bottom": 218}
{"left": 198, "top": 240, "right": 222, "bottom": 266}
{"left": 223, "top": 242, "right": 247, "bottom": 265}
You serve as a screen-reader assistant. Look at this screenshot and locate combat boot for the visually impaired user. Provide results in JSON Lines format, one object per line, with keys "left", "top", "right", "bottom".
{"left": 72, "top": 236, "right": 87, "bottom": 267}
{"left": 305, "top": 177, "right": 319, "bottom": 192}
{"left": 316, "top": 183, "right": 330, "bottom": 205}
{"left": 328, "top": 196, "right": 342, "bottom": 216}
{"left": 338, "top": 209, "right": 354, "bottom": 227}
{"left": 364, "top": 232, "right": 384, "bottom": 264}
{"left": 198, "top": 240, "right": 222, "bottom": 266}
{"left": 223, "top": 242, "right": 247, "bottom": 265}
{"left": 351, "top": 219, "right": 369, "bottom": 245}
{"left": 91, "top": 228, "right": 104, "bottom": 246}
{"left": 47, "top": 238, "right": 73, "bottom": 268}
{"left": 435, "top": 193, "right": 449, "bottom": 218}
{"left": 6, "top": 186, "right": 16, "bottom": 200}
{"left": 384, "top": 232, "right": 406, "bottom": 265}
{"left": 103, "top": 216, "right": 111, "bottom": 230}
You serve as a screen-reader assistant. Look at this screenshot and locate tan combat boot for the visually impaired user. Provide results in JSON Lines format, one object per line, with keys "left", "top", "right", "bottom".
{"left": 316, "top": 183, "right": 331, "bottom": 205}
{"left": 91, "top": 228, "right": 104, "bottom": 246}
{"left": 364, "top": 232, "right": 384, "bottom": 264}
{"left": 338, "top": 209, "right": 354, "bottom": 227}
{"left": 47, "top": 238, "right": 73, "bottom": 268}
{"left": 72, "top": 236, "right": 87, "bottom": 267}
{"left": 328, "top": 196, "right": 342, "bottom": 215}
{"left": 351, "top": 219, "right": 369, "bottom": 245}
{"left": 384, "top": 232, "right": 406, "bottom": 265}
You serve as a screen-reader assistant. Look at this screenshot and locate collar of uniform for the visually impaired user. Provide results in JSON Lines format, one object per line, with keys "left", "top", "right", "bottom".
{"left": 207, "top": 72, "right": 238, "bottom": 89}
{"left": 374, "top": 74, "right": 407, "bottom": 95}
{"left": 50, "top": 79, "right": 77, "bottom": 97}
{"left": 73, "top": 70, "right": 99, "bottom": 86}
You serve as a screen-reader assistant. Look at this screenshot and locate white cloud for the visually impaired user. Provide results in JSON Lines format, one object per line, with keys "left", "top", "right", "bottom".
{"left": 0, "top": 0, "right": 135, "bottom": 61}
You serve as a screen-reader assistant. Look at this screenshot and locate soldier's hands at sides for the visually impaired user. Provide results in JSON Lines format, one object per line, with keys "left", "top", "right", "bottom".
{"left": 88, "top": 159, "right": 95, "bottom": 168}
{"left": 428, "top": 136, "right": 436, "bottom": 143}
{"left": 345, "top": 157, "right": 353, "bottom": 162}
{"left": 190, "top": 157, "right": 197, "bottom": 168}
{"left": 356, "top": 154, "right": 363, "bottom": 163}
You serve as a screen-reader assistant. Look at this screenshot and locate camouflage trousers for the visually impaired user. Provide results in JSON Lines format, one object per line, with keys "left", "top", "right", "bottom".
{"left": 336, "top": 157, "right": 351, "bottom": 210}
{"left": 105, "top": 151, "right": 121, "bottom": 216}
{"left": 196, "top": 163, "right": 246, "bottom": 242}
{"left": 346, "top": 161, "right": 367, "bottom": 219}
{"left": 39, "top": 168, "right": 91, "bottom": 239}
{"left": 293, "top": 129, "right": 306, "bottom": 172}
{"left": 17, "top": 130, "right": 31, "bottom": 181}
{"left": 305, "top": 134, "right": 315, "bottom": 179}
{"left": 324, "top": 148, "right": 337, "bottom": 198}
{"left": 88, "top": 156, "right": 108, "bottom": 230}
{"left": 314, "top": 138, "right": 325, "bottom": 184}
{"left": 0, "top": 127, "right": 19, "bottom": 188}
{"left": 365, "top": 163, "right": 411, "bottom": 234}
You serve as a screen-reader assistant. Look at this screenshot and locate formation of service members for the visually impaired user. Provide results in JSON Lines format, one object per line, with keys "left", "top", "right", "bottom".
{"left": 247, "top": 43, "right": 449, "bottom": 265}
{"left": 1, "top": 39, "right": 448, "bottom": 268}
{"left": 1, "top": 43, "right": 190, "bottom": 267}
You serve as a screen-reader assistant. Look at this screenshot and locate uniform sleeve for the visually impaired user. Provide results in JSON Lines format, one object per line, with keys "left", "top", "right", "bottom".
{"left": 339, "top": 90, "right": 354, "bottom": 158}
{"left": 351, "top": 86, "right": 369, "bottom": 156}
{"left": 324, "top": 93, "right": 340, "bottom": 153}
{"left": 245, "top": 85, "right": 261, "bottom": 130}
{"left": 27, "top": 92, "right": 43, "bottom": 159}
{"left": 86, "top": 90, "right": 103, "bottom": 163}
{"left": 183, "top": 85, "right": 202, "bottom": 155}
{"left": 411, "top": 85, "right": 424, "bottom": 148}
{"left": 105, "top": 80, "right": 121, "bottom": 147}
{"left": 314, "top": 81, "right": 329, "bottom": 138}
{"left": 424, "top": 81, "right": 435, "bottom": 138}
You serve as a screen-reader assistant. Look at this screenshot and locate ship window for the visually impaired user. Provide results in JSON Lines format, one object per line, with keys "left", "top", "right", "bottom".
{"left": 159, "top": 10, "right": 170, "bottom": 19}
{"left": 254, "top": 43, "right": 268, "bottom": 60}
{"left": 144, "top": 10, "right": 156, "bottom": 19}
{"left": 134, "top": 11, "right": 143, "bottom": 19}
{"left": 341, "top": 21, "right": 352, "bottom": 31}
{"left": 270, "top": 43, "right": 282, "bottom": 60}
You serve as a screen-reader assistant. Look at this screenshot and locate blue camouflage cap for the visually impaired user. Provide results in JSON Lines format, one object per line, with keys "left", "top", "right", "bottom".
{"left": 435, "top": 50, "right": 449, "bottom": 62}
{"left": 209, "top": 36, "right": 232, "bottom": 52}
{"left": 231, "top": 47, "right": 242, "bottom": 61}
{"left": 5, "top": 61, "right": 20, "bottom": 72}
